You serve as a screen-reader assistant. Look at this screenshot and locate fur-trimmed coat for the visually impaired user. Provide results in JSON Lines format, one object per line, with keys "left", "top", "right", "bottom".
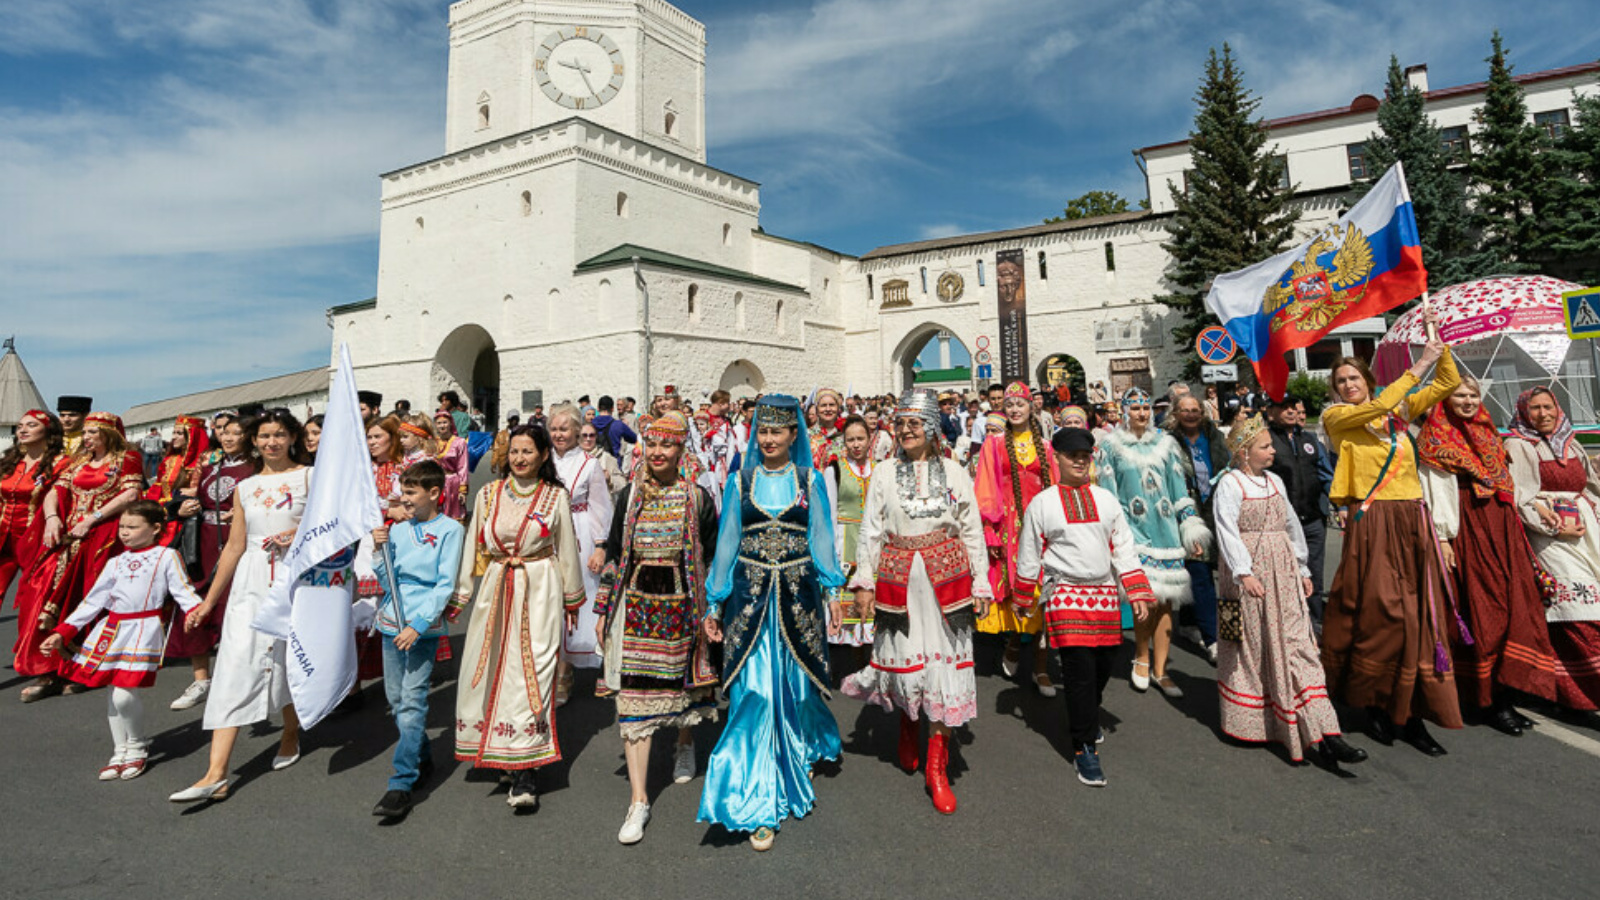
{"left": 1095, "top": 427, "right": 1213, "bottom": 607}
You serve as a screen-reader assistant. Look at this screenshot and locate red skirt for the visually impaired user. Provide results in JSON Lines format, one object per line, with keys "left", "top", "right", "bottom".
{"left": 1449, "top": 489, "right": 1558, "bottom": 707}
{"left": 1550, "top": 621, "right": 1600, "bottom": 712}
{"left": 13, "top": 523, "right": 123, "bottom": 677}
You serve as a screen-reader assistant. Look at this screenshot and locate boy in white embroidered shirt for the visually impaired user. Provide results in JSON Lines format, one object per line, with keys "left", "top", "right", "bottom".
{"left": 42, "top": 501, "right": 204, "bottom": 781}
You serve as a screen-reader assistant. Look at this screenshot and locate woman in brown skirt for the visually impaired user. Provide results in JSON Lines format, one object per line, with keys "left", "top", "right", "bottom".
{"left": 1321, "top": 315, "right": 1464, "bottom": 757}
{"left": 1419, "top": 376, "right": 1557, "bottom": 734}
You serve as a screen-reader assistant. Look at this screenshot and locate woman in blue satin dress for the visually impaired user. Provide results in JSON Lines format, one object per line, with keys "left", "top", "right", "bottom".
{"left": 699, "top": 394, "right": 845, "bottom": 851}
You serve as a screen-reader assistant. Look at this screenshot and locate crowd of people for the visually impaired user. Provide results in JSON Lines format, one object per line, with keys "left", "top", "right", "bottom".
{"left": 5, "top": 318, "right": 1600, "bottom": 850}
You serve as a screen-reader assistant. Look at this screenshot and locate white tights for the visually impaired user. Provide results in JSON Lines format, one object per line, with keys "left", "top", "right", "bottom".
{"left": 106, "top": 687, "right": 148, "bottom": 762}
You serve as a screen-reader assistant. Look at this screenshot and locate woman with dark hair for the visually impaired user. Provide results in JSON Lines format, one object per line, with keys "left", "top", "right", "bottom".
{"left": 368, "top": 416, "right": 407, "bottom": 523}
{"left": 449, "top": 423, "right": 585, "bottom": 810}
{"left": 168, "top": 413, "right": 254, "bottom": 711}
{"left": 170, "top": 409, "right": 311, "bottom": 801}
{"left": 19, "top": 413, "right": 144, "bottom": 702}
{"left": 698, "top": 395, "right": 845, "bottom": 852}
{"left": 1321, "top": 319, "right": 1464, "bottom": 756}
{"left": 826, "top": 415, "right": 877, "bottom": 652}
{"left": 1, "top": 410, "right": 67, "bottom": 602}
{"left": 1505, "top": 387, "right": 1600, "bottom": 712}
{"left": 301, "top": 414, "right": 324, "bottom": 461}
{"left": 151, "top": 416, "right": 208, "bottom": 507}
{"left": 1419, "top": 376, "right": 1558, "bottom": 733}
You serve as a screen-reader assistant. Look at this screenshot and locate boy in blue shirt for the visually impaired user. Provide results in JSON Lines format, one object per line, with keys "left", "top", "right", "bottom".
{"left": 370, "top": 459, "right": 464, "bottom": 818}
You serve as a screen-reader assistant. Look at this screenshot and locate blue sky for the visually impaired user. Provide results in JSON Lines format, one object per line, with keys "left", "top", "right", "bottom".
{"left": 4, "top": 0, "right": 1598, "bottom": 412}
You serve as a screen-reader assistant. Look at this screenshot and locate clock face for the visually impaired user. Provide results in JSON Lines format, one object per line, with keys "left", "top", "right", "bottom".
{"left": 535, "top": 27, "right": 625, "bottom": 111}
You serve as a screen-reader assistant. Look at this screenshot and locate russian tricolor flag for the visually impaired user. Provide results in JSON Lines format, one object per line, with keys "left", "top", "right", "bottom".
{"left": 1204, "top": 162, "right": 1427, "bottom": 400}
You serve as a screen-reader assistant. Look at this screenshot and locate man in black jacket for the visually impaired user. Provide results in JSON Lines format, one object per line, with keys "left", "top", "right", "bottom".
{"left": 1266, "top": 397, "right": 1329, "bottom": 629}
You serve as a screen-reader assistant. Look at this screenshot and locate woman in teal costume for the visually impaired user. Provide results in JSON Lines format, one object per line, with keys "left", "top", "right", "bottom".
{"left": 699, "top": 394, "right": 845, "bottom": 852}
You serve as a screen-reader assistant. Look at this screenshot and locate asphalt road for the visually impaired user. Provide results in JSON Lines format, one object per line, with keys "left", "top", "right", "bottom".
{"left": 6, "top": 540, "right": 1600, "bottom": 900}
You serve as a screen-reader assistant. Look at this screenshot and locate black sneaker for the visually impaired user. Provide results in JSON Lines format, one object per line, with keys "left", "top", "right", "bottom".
{"left": 1074, "top": 744, "right": 1106, "bottom": 787}
{"left": 507, "top": 771, "right": 539, "bottom": 809}
{"left": 373, "top": 789, "right": 412, "bottom": 817}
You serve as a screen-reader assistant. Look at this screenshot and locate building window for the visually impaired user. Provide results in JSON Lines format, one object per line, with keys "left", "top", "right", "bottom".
{"left": 920, "top": 266, "right": 929, "bottom": 293}
{"left": 415, "top": 216, "right": 424, "bottom": 232}
{"left": 1037, "top": 251, "right": 1048, "bottom": 280}
{"left": 776, "top": 300, "right": 785, "bottom": 334}
{"left": 1103, "top": 241, "right": 1116, "bottom": 272}
{"left": 722, "top": 223, "right": 732, "bottom": 246}
{"left": 1535, "top": 109, "right": 1571, "bottom": 140}
{"left": 1181, "top": 169, "right": 1194, "bottom": 196}
{"left": 1346, "top": 143, "right": 1368, "bottom": 181}
{"left": 735, "top": 291, "right": 746, "bottom": 330}
{"left": 520, "top": 190, "right": 532, "bottom": 216}
{"left": 664, "top": 100, "right": 679, "bottom": 138}
{"left": 478, "top": 104, "right": 490, "bottom": 129}
{"left": 867, "top": 274, "right": 874, "bottom": 298}
{"left": 1271, "top": 154, "right": 1290, "bottom": 191}
{"left": 1440, "top": 126, "right": 1471, "bottom": 163}
{"left": 616, "top": 192, "right": 629, "bottom": 218}
{"left": 977, "top": 260, "right": 986, "bottom": 287}
{"left": 687, "top": 284, "right": 699, "bottom": 319}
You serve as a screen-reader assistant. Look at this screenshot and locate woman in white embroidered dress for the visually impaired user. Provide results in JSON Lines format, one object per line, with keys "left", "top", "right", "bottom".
{"left": 843, "top": 390, "right": 991, "bottom": 815}
{"left": 547, "top": 404, "right": 615, "bottom": 702}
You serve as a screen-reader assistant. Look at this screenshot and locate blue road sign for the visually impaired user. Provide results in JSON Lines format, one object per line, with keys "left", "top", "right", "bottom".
{"left": 1564, "top": 287, "right": 1600, "bottom": 340}
{"left": 976, "top": 363, "right": 993, "bottom": 380}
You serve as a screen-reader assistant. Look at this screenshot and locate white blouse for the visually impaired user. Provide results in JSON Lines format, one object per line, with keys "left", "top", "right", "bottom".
{"left": 1212, "top": 470, "right": 1311, "bottom": 583}
{"left": 848, "top": 457, "right": 991, "bottom": 599}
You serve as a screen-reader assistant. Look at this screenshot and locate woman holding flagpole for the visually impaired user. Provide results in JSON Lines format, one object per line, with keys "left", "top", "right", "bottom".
{"left": 171, "top": 409, "right": 312, "bottom": 802}
{"left": 1321, "top": 310, "right": 1464, "bottom": 757}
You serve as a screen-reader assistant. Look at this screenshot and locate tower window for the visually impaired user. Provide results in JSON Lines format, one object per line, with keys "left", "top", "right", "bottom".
{"left": 1038, "top": 251, "right": 1048, "bottom": 280}
{"left": 478, "top": 104, "right": 490, "bottom": 129}
{"left": 920, "top": 267, "right": 929, "bottom": 293}
{"left": 415, "top": 216, "right": 424, "bottom": 232}
{"left": 866, "top": 275, "right": 874, "bottom": 298}
{"left": 520, "top": 191, "right": 532, "bottom": 216}
{"left": 735, "top": 291, "right": 746, "bottom": 330}
{"left": 1103, "top": 241, "right": 1116, "bottom": 272}
{"left": 776, "top": 299, "right": 785, "bottom": 334}
{"left": 616, "top": 192, "right": 630, "bottom": 218}
{"left": 977, "top": 259, "right": 986, "bottom": 286}
{"left": 688, "top": 284, "right": 699, "bottom": 319}
{"left": 722, "top": 223, "right": 732, "bottom": 246}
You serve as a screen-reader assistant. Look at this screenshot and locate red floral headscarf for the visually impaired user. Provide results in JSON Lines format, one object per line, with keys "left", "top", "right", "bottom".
{"left": 1416, "top": 397, "right": 1514, "bottom": 500}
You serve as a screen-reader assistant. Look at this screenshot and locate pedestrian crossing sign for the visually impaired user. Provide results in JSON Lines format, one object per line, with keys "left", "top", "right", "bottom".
{"left": 1564, "top": 286, "right": 1600, "bottom": 340}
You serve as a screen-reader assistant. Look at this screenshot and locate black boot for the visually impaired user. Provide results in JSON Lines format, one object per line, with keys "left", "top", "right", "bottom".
{"left": 1363, "top": 707, "right": 1395, "bottom": 746}
{"left": 1401, "top": 718, "right": 1447, "bottom": 757}
{"left": 1320, "top": 733, "right": 1368, "bottom": 764}
{"left": 1484, "top": 703, "right": 1523, "bottom": 737}
{"left": 1507, "top": 704, "right": 1535, "bottom": 731}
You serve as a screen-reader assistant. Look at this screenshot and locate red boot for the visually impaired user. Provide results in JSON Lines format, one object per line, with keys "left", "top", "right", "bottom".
{"left": 925, "top": 732, "right": 957, "bottom": 814}
{"left": 898, "top": 712, "right": 920, "bottom": 773}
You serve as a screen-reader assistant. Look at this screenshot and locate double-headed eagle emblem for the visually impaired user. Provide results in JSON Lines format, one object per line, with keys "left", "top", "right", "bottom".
{"left": 1262, "top": 223, "right": 1374, "bottom": 333}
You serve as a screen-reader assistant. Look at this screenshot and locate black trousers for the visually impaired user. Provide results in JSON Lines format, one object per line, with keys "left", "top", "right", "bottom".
{"left": 1059, "top": 645, "right": 1118, "bottom": 748}
{"left": 1302, "top": 516, "right": 1328, "bottom": 624}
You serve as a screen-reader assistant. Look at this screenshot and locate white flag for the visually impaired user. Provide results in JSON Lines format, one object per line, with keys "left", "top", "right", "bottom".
{"left": 252, "top": 343, "right": 382, "bottom": 728}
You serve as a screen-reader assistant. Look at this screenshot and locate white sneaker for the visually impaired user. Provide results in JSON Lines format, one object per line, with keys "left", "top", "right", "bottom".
{"left": 170, "top": 679, "right": 211, "bottom": 711}
{"left": 618, "top": 801, "right": 651, "bottom": 844}
{"left": 1206, "top": 642, "right": 1218, "bottom": 665}
{"left": 672, "top": 743, "right": 696, "bottom": 784}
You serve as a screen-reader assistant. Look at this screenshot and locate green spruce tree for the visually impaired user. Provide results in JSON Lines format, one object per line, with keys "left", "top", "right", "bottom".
{"left": 1532, "top": 88, "right": 1600, "bottom": 281}
{"left": 1462, "top": 32, "right": 1545, "bottom": 277}
{"left": 1158, "top": 45, "right": 1300, "bottom": 378}
{"left": 1359, "top": 56, "right": 1475, "bottom": 289}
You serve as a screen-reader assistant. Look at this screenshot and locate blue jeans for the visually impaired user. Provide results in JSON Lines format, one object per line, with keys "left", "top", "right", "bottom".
{"left": 382, "top": 636, "right": 438, "bottom": 791}
{"left": 1186, "top": 559, "right": 1218, "bottom": 646}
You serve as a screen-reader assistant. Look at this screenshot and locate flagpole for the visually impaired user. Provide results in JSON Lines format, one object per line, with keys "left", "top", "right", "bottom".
{"left": 1422, "top": 290, "right": 1439, "bottom": 342}
{"left": 380, "top": 538, "right": 406, "bottom": 635}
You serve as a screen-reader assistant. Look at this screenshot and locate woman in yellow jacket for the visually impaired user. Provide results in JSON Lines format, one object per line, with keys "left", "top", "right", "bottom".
{"left": 1321, "top": 320, "right": 1464, "bottom": 758}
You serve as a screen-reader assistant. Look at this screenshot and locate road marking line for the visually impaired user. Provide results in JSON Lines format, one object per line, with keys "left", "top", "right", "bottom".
{"left": 1522, "top": 710, "right": 1600, "bottom": 759}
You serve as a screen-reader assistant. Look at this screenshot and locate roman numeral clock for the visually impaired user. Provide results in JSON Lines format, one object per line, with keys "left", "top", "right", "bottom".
{"left": 535, "top": 26, "right": 625, "bottom": 111}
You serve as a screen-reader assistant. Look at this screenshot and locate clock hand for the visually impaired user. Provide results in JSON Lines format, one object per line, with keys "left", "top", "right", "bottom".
{"left": 559, "top": 57, "right": 599, "bottom": 99}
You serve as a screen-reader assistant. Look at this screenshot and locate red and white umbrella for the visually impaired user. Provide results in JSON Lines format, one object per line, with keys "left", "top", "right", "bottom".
{"left": 1375, "top": 275, "right": 1595, "bottom": 425}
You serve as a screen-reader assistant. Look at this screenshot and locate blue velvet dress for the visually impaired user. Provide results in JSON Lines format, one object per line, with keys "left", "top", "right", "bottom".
{"left": 698, "top": 462, "right": 846, "bottom": 833}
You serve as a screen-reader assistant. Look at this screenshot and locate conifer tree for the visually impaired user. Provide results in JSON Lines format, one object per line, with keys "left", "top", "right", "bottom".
{"left": 1462, "top": 32, "right": 1544, "bottom": 276}
{"left": 1359, "top": 56, "right": 1475, "bottom": 289}
{"left": 1159, "top": 45, "right": 1299, "bottom": 378}
{"left": 1533, "top": 88, "right": 1600, "bottom": 280}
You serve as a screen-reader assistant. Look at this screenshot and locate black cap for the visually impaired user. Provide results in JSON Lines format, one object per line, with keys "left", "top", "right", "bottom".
{"left": 1051, "top": 427, "right": 1097, "bottom": 455}
{"left": 358, "top": 390, "right": 383, "bottom": 408}
{"left": 57, "top": 395, "right": 93, "bottom": 414}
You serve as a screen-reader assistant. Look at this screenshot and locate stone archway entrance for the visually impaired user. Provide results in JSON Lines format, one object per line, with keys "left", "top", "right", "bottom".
{"left": 719, "top": 359, "right": 765, "bottom": 399}
{"left": 433, "top": 324, "right": 499, "bottom": 429}
{"left": 891, "top": 323, "right": 972, "bottom": 393}
{"left": 1036, "top": 353, "right": 1086, "bottom": 392}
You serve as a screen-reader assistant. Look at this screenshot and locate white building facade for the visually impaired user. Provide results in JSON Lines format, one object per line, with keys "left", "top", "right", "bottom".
{"left": 333, "top": 0, "right": 1600, "bottom": 417}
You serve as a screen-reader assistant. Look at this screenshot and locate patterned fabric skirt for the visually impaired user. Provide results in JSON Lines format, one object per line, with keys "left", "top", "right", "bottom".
{"left": 455, "top": 559, "right": 565, "bottom": 770}
{"left": 607, "top": 564, "right": 717, "bottom": 741}
{"left": 828, "top": 566, "right": 874, "bottom": 647}
{"left": 1041, "top": 579, "right": 1124, "bottom": 649}
{"left": 60, "top": 613, "right": 168, "bottom": 689}
{"left": 1216, "top": 498, "right": 1340, "bottom": 760}
{"left": 1449, "top": 489, "right": 1557, "bottom": 707}
{"left": 1322, "top": 500, "right": 1462, "bottom": 728}
{"left": 843, "top": 551, "right": 976, "bottom": 727}
{"left": 1550, "top": 622, "right": 1600, "bottom": 711}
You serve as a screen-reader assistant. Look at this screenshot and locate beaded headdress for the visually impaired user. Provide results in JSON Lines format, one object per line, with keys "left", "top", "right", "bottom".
{"left": 1003, "top": 381, "right": 1031, "bottom": 402}
{"left": 1226, "top": 414, "right": 1270, "bottom": 455}
{"left": 643, "top": 410, "right": 689, "bottom": 445}
{"left": 1120, "top": 387, "right": 1152, "bottom": 408}
{"left": 754, "top": 395, "right": 800, "bottom": 429}
{"left": 84, "top": 412, "right": 125, "bottom": 437}
{"left": 893, "top": 388, "right": 942, "bottom": 438}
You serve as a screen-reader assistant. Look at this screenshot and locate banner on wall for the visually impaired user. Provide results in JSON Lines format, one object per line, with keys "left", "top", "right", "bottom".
{"left": 996, "top": 249, "right": 1029, "bottom": 383}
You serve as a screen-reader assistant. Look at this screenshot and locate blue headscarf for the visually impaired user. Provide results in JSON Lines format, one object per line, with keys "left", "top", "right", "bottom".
{"left": 740, "top": 394, "right": 812, "bottom": 473}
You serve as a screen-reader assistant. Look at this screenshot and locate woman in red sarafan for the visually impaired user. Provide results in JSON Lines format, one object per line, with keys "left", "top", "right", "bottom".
{"left": 1, "top": 410, "right": 69, "bottom": 602}
{"left": 163, "top": 414, "right": 242, "bottom": 712}
{"left": 16, "top": 411, "right": 144, "bottom": 702}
